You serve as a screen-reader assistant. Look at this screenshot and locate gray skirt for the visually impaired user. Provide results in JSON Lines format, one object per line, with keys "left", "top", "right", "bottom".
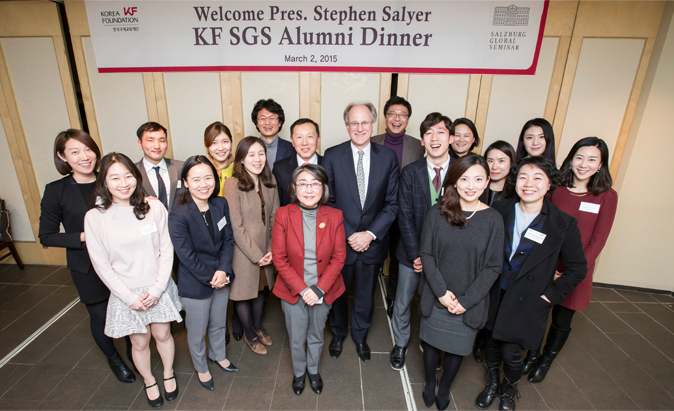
{"left": 105, "top": 279, "right": 183, "bottom": 338}
{"left": 420, "top": 304, "right": 477, "bottom": 356}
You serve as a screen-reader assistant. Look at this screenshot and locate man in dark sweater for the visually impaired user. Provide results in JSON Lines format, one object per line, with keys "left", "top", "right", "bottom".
{"left": 371, "top": 96, "right": 425, "bottom": 316}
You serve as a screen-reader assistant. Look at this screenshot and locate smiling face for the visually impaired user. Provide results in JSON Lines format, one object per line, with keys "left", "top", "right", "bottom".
{"left": 256, "top": 108, "right": 281, "bottom": 140}
{"left": 105, "top": 162, "right": 137, "bottom": 206}
{"left": 486, "top": 149, "right": 511, "bottom": 183}
{"left": 291, "top": 123, "right": 319, "bottom": 162}
{"left": 452, "top": 124, "right": 475, "bottom": 157}
{"left": 421, "top": 121, "right": 453, "bottom": 164}
{"left": 57, "top": 138, "right": 97, "bottom": 179}
{"left": 346, "top": 105, "right": 375, "bottom": 150}
{"left": 137, "top": 130, "right": 168, "bottom": 165}
{"left": 243, "top": 142, "right": 266, "bottom": 176}
{"left": 295, "top": 170, "right": 323, "bottom": 209}
{"left": 516, "top": 164, "right": 551, "bottom": 205}
{"left": 385, "top": 104, "right": 410, "bottom": 135}
{"left": 207, "top": 132, "right": 232, "bottom": 166}
{"left": 456, "top": 164, "right": 489, "bottom": 206}
{"left": 523, "top": 126, "right": 546, "bottom": 157}
{"left": 185, "top": 163, "right": 216, "bottom": 203}
{"left": 570, "top": 145, "right": 602, "bottom": 185}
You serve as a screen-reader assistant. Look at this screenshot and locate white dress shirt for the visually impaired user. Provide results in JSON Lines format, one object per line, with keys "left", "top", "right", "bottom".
{"left": 426, "top": 156, "right": 452, "bottom": 186}
{"left": 297, "top": 153, "right": 319, "bottom": 166}
{"left": 142, "top": 158, "right": 171, "bottom": 200}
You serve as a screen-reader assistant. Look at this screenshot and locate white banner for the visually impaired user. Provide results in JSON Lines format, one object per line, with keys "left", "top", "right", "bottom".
{"left": 85, "top": 0, "right": 548, "bottom": 74}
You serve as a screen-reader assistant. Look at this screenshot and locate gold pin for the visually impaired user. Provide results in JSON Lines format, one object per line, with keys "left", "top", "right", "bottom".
{"left": 319, "top": 222, "right": 326, "bottom": 229}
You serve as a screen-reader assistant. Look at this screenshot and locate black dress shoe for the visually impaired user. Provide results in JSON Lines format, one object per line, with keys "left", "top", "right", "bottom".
{"left": 385, "top": 297, "right": 394, "bottom": 318}
{"left": 292, "top": 373, "right": 305, "bottom": 395}
{"left": 355, "top": 342, "right": 371, "bottom": 362}
{"left": 329, "top": 338, "right": 343, "bottom": 359}
{"left": 144, "top": 383, "right": 164, "bottom": 409}
{"left": 232, "top": 331, "right": 243, "bottom": 341}
{"left": 308, "top": 373, "right": 323, "bottom": 394}
{"left": 209, "top": 358, "right": 238, "bottom": 372}
{"left": 163, "top": 375, "right": 178, "bottom": 402}
{"left": 199, "top": 378, "right": 214, "bottom": 391}
{"left": 436, "top": 389, "right": 451, "bottom": 410}
{"left": 106, "top": 352, "right": 136, "bottom": 383}
{"left": 390, "top": 345, "right": 407, "bottom": 370}
{"left": 422, "top": 375, "right": 437, "bottom": 408}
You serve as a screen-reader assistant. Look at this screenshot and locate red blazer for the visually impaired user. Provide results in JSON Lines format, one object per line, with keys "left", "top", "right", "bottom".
{"left": 272, "top": 204, "right": 346, "bottom": 305}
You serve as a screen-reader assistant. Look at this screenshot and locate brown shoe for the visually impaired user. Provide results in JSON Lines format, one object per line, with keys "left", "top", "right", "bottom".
{"left": 254, "top": 328, "right": 273, "bottom": 346}
{"left": 244, "top": 334, "right": 268, "bottom": 355}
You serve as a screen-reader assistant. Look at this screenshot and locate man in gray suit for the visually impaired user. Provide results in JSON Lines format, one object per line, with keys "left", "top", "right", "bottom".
{"left": 135, "top": 122, "right": 183, "bottom": 212}
{"left": 371, "top": 97, "right": 424, "bottom": 316}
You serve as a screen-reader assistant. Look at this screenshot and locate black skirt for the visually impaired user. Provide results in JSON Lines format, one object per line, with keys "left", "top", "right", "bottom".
{"left": 71, "top": 266, "right": 111, "bottom": 304}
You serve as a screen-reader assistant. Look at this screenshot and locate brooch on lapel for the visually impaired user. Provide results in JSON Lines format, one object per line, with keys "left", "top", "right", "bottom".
{"left": 319, "top": 222, "right": 326, "bottom": 229}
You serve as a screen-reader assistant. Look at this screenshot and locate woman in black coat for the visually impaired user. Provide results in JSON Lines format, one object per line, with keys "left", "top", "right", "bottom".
{"left": 38, "top": 130, "right": 135, "bottom": 383}
{"left": 475, "top": 156, "right": 586, "bottom": 411}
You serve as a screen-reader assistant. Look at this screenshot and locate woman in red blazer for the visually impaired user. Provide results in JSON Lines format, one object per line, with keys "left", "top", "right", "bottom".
{"left": 272, "top": 164, "right": 346, "bottom": 397}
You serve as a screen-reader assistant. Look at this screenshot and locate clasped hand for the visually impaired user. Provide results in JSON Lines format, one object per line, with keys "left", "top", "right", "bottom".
{"left": 348, "top": 232, "right": 374, "bottom": 252}
{"left": 302, "top": 289, "right": 319, "bottom": 306}
{"left": 210, "top": 270, "right": 230, "bottom": 289}
{"left": 439, "top": 291, "right": 466, "bottom": 314}
{"left": 258, "top": 252, "right": 272, "bottom": 266}
{"left": 130, "top": 292, "right": 159, "bottom": 311}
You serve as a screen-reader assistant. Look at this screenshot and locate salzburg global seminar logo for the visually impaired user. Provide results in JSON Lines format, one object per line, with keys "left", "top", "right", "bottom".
{"left": 493, "top": 4, "right": 529, "bottom": 26}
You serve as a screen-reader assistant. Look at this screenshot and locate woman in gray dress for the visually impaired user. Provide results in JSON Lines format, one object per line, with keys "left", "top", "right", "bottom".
{"left": 418, "top": 154, "right": 504, "bottom": 410}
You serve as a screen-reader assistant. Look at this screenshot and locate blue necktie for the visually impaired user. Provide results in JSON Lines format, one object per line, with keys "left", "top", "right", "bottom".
{"left": 153, "top": 166, "right": 168, "bottom": 209}
{"left": 356, "top": 150, "right": 365, "bottom": 208}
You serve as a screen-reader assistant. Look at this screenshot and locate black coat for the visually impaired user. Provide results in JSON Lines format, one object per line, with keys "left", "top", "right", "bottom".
{"left": 488, "top": 197, "right": 587, "bottom": 350}
{"left": 272, "top": 154, "right": 323, "bottom": 207}
{"left": 168, "top": 197, "right": 235, "bottom": 300}
{"left": 323, "top": 142, "right": 399, "bottom": 265}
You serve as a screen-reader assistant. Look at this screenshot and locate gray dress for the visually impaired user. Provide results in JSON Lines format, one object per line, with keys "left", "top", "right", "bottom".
{"left": 418, "top": 206, "right": 504, "bottom": 355}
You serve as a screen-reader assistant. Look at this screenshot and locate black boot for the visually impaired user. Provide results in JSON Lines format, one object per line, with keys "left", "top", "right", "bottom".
{"left": 473, "top": 330, "right": 487, "bottom": 362}
{"left": 107, "top": 352, "right": 136, "bottom": 383}
{"left": 475, "top": 365, "right": 500, "bottom": 410}
{"left": 521, "top": 349, "right": 539, "bottom": 374}
{"left": 499, "top": 376, "right": 520, "bottom": 411}
{"left": 528, "top": 325, "right": 571, "bottom": 383}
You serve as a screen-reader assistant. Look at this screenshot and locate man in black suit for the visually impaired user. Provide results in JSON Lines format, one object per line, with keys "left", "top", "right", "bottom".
{"left": 371, "top": 96, "right": 425, "bottom": 316}
{"left": 272, "top": 118, "right": 323, "bottom": 207}
{"left": 252, "top": 98, "right": 294, "bottom": 170}
{"left": 390, "top": 112, "right": 455, "bottom": 369}
{"left": 323, "top": 102, "right": 399, "bottom": 361}
{"left": 135, "top": 122, "right": 183, "bottom": 212}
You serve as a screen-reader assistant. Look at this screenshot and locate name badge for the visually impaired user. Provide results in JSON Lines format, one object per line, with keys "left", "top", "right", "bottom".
{"left": 579, "top": 202, "right": 600, "bottom": 214}
{"left": 176, "top": 180, "right": 182, "bottom": 188}
{"left": 217, "top": 216, "right": 227, "bottom": 231}
{"left": 524, "top": 228, "right": 546, "bottom": 244}
{"left": 139, "top": 223, "right": 158, "bottom": 236}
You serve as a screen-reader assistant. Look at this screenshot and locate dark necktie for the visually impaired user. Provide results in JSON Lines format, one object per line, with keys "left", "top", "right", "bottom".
{"left": 153, "top": 166, "right": 168, "bottom": 209}
{"left": 433, "top": 167, "right": 442, "bottom": 192}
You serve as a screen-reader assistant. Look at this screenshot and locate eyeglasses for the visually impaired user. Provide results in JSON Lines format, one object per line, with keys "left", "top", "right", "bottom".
{"left": 296, "top": 182, "right": 323, "bottom": 190}
{"left": 348, "top": 121, "right": 373, "bottom": 128}
{"left": 386, "top": 112, "right": 409, "bottom": 120}
{"left": 258, "top": 115, "right": 279, "bottom": 123}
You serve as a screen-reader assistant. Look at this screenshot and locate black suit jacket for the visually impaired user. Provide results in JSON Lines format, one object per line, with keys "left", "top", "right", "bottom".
{"left": 39, "top": 175, "right": 93, "bottom": 273}
{"left": 488, "top": 198, "right": 587, "bottom": 350}
{"left": 168, "top": 197, "right": 235, "bottom": 300}
{"left": 396, "top": 157, "right": 455, "bottom": 268}
{"left": 272, "top": 154, "right": 324, "bottom": 207}
{"left": 136, "top": 157, "right": 184, "bottom": 211}
{"left": 274, "top": 137, "right": 295, "bottom": 167}
{"left": 371, "top": 133, "right": 425, "bottom": 168}
{"left": 323, "top": 141, "right": 399, "bottom": 265}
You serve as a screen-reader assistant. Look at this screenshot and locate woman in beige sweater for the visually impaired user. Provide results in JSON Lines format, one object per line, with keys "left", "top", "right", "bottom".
{"left": 85, "top": 153, "right": 182, "bottom": 409}
{"left": 222, "top": 136, "right": 279, "bottom": 355}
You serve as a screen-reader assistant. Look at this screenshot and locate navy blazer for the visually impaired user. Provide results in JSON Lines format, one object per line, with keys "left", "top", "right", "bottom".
{"left": 168, "top": 196, "right": 235, "bottom": 299}
{"left": 272, "top": 154, "right": 324, "bottom": 207}
{"left": 274, "top": 137, "right": 295, "bottom": 166}
{"left": 396, "top": 157, "right": 455, "bottom": 268}
{"left": 323, "top": 141, "right": 399, "bottom": 265}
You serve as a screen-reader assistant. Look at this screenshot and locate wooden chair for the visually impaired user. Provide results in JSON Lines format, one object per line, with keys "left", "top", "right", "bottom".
{"left": 0, "top": 198, "right": 24, "bottom": 269}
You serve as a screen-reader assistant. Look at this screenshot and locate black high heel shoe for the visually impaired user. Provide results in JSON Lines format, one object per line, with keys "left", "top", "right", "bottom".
{"left": 422, "top": 376, "right": 437, "bottom": 408}
{"left": 209, "top": 358, "right": 238, "bottom": 372}
{"left": 163, "top": 375, "right": 178, "bottom": 402}
{"left": 144, "top": 382, "right": 164, "bottom": 409}
{"left": 199, "top": 377, "right": 214, "bottom": 391}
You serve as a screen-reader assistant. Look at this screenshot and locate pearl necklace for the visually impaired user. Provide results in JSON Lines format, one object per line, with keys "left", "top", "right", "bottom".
{"left": 465, "top": 201, "right": 481, "bottom": 220}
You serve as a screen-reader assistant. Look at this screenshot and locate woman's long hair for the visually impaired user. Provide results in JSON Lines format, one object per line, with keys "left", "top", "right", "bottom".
{"left": 484, "top": 140, "right": 517, "bottom": 198}
{"left": 439, "top": 154, "right": 489, "bottom": 228}
{"left": 94, "top": 152, "right": 149, "bottom": 220}
{"left": 516, "top": 118, "right": 556, "bottom": 163}
{"left": 232, "top": 136, "right": 276, "bottom": 192}
{"left": 558, "top": 137, "right": 613, "bottom": 195}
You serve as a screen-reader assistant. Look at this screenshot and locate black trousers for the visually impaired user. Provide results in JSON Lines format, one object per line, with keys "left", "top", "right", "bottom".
{"left": 329, "top": 254, "right": 380, "bottom": 343}
{"left": 485, "top": 328, "right": 525, "bottom": 383}
{"left": 385, "top": 219, "right": 400, "bottom": 301}
{"left": 550, "top": 304, "right": 576, "bottom": 332}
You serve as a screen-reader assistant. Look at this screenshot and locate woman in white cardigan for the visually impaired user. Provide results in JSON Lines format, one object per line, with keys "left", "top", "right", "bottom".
{"left": 85, "top": 152, "right": 182, "bottom": 409}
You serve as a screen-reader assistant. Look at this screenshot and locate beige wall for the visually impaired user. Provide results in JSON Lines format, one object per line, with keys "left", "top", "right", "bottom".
{"left": 596, "top": 4, "right": 674, "bottom": 292}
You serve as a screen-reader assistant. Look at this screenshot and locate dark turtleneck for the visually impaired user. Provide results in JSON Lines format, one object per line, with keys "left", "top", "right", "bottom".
{"left": 383, "top": 129, "right": 405, "bottom": 168}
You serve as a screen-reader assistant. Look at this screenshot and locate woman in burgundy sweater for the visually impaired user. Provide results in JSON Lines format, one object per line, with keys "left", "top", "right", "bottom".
{"left": 527, "top": 137, "right": 618, "bottom": 383}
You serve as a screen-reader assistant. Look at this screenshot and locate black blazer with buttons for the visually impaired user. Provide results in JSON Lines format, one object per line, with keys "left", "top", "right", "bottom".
{"left": 487, "top": 197, "right": 587, "bottom": 350}
{"left": 272, "top": 154, "right": 323, "bottom": 207}
{"left": 168, "top": 196, "right": 235, "bottom": 299}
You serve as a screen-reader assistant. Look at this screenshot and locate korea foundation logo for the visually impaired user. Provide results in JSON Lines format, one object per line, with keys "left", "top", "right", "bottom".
{"left": 100, "top": 6, "right": 140, "bottom": 33}
{"left": 489, "top": 4, "right": 529, "bottom": 52}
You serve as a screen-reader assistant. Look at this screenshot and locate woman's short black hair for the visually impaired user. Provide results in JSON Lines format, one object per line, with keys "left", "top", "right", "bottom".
{"left": 252, "top": 99, "right": 285, "bottom": 132}
{"left": 53, "top": 129, "right": 101, "bottom": 175}
{"left": 178, "top": 155, "right": 221, "bottom": 204}
{"left": 452, "top": 118, "right": 480, "bottom": 152}
{"left": 508, "top": 156, "right": 559, "bottom": 200}
{"left": 558, "top": 137, "right": 613, "bottom": 195}
{"left": 288, "top": 164, "right": 330, "bottom": 206}
{"left": 516, "top": 118, "right": 556, "bottom": 163}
